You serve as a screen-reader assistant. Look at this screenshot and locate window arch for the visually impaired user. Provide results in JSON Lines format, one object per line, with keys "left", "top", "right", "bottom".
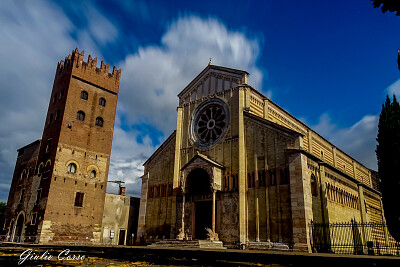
{"left": 81, "top": 91, "right": 88, "bottom": 100}
{"left": 37, "top": 163, "right": 44, "bottom": 176}
{"left": 95, "top": 117, "right": 103, "bottom": 127}
{"left": 67, "top": 163, "right": 77, "bottom": 173}
{"left": 90, "top": 170, "right": 96, "bottom": 178}
{"left": 99, "top": 97, "right": 106, "bottom": 107}
{"left": 77, "top": 111, "right": 85, "bottom": 121}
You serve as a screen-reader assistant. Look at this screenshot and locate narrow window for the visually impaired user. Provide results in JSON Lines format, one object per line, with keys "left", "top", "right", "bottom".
{"left": 19, "top": 189, "right": 25, "bottom": 203}
{"left": 67, "top": 163, "right": 77, "bottom": 173}
{"left": 37, "top": 164, "right": 43, "bottom": 176}
{"left": 81, "top": 91, "right": 88, "bottom": 100}
{"left": 49, "top": 113, "right": 53, "bottom": 123}
{"left": 60, "top": 89, "right": 64, "bottom": 99}
{"left": 269, "top": 169, "right": 276, "bottom": 186}
{"left": 77, "top": 111, "right": 85, "bottom": 121}
{"left": 311, "top": 174, "right": 318, "bottom": 197}
{"left": 35, "top": 189, "right": 42, "bottom": 205}
{"left": 74, "top": 192, "right": 84, "bottom": 207}
{"left": 31, "top": 212, "right": 37, "bottom": 225}
{"left": 95, "top": 117, "right": 103, "bottom": 127}
{"left": 55, "top": 109, "right": 60, "bottom": 120}
{"left": 99, "top": 97, "right": 106, "bottom": 107}
{"left": 90, "top": 170, "right": 96, "bottom": 178}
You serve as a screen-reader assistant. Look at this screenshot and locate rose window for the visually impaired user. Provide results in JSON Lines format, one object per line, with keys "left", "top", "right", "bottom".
{"left": 190, "top": 98, "right": 230, "bottom": 148}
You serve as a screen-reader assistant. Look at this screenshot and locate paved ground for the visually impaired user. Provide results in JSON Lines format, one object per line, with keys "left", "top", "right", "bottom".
{"left": 0, "top": 243, "right": 399, "bottom": 266}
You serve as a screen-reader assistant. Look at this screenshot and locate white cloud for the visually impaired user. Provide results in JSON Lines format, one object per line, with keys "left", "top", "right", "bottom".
{"left": 118, "top": 16, "right": 263, "bottom": 133}
{"left": 387, "top": 78, "right": 400, "bottom": 96}
{"left": 311, "top": 113, "right": 378, "bottom": 170}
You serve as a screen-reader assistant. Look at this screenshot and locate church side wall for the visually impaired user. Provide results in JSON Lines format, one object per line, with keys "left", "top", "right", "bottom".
{"left": 244, "top": 116, "right": 297, "bottom": 243}
{"left": 142, "top": 135, "right": 176, "bottom": 240}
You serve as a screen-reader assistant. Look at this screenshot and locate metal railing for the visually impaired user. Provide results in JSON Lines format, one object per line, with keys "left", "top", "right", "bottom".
{"left": 309, "top": 220, "right": 400, "bottom": 255}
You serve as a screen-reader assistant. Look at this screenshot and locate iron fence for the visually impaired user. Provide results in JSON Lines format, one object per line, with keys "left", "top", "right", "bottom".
{"left": 309, "top": 220, "right": 400, "bottom": 255}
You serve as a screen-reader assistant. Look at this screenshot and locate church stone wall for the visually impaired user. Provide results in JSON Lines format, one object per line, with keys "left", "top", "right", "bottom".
{"left": 141, "top": 133, "right": 176, "bottom": 239}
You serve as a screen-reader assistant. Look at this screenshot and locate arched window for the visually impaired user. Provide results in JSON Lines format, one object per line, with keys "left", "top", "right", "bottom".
{"left": 67, "top": 163, "right": 77, "bottom": 173}
{"left": 90, "top": 170, "right": 96, "bottom": 178}
{"left": 99, "top": 97, "right": 106, "bottom": 107}
{"left": 81, "top": 91, "right": 88, "bottom": 100}
{"left": 95, "top": 117, "right": 103, "bottom": 127}
{"left": 77, "top": 111, "right": 85, "bottom": 121}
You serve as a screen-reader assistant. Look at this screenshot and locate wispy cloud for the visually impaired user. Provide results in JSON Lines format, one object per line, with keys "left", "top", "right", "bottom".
{"left": 311, "top": 113, "right": 378, "bottom": 170}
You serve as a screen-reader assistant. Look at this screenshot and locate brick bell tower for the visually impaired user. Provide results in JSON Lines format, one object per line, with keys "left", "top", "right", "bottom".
{"left": 36, "top": 48, "right": 121, "bottom": 243}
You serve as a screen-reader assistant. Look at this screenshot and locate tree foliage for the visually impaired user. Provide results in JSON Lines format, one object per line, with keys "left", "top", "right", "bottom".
{"left": 376, "top": 95, "right": 400, "bottom": 241}
{"left": 372, "top": 0, "right": 400, "bottom": 16}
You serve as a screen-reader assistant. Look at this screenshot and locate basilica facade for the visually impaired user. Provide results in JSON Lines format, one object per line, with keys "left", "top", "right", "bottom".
{"left": 137, "top": 64, "right": 385, "bottom": 251}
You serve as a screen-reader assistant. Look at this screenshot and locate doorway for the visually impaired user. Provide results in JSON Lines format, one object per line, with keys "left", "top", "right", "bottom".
{"left": 118, "top": 229, "right": 126, "bottom": 245}
{"left": 195, "top": 201, "right": 212, "bottom": 239}
{"left": 14, "top": 214, "right": 24, "bottom": 242}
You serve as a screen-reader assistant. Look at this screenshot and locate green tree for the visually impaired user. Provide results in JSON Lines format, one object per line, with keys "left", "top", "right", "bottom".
{"left": 372, "top": 0, "right": 400, "bottom": 16}
{"left": 376, "top": 95, "right": 400, "bottom": 241}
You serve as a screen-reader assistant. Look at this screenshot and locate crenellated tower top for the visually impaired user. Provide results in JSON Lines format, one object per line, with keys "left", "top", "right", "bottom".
{"left": 56, "top": 48, "right": 121, "bottom": 93}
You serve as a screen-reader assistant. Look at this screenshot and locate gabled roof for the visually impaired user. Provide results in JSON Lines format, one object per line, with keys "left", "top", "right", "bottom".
{"left": 178, "top": 64, "right": 249, "bottom": 98}
{"left": 181, "top": 152, "right": 225, "bottom": 171}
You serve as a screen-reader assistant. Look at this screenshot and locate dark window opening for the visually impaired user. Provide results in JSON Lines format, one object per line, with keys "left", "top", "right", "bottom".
{"left": 77, "top": 111, "right": 85, "bottom": 121}
{"left": 75, "top": 192, "right": 84, "bottom": 207}
{"left": 95, "top": 117, "right": 103, "bottom": 127}
{"left": 311, "top": 174, "right": 318, "bottom": 197}
{"left": 99, "top": 97, "right": 106, "bottom": 107}
{"left": 19, "top": 189, "right": 25, "bottom": 203}
{"left": 36, "top": 189, "right": 42, "bottom": 205}
{"left": 269, "top": 169, "right": 276, "bottom": 186}
{"left": 31, "top": 213, "right": 37, "bottom": 224}
{"left": 81, "top": 91, "right": 88, "bottom": 100}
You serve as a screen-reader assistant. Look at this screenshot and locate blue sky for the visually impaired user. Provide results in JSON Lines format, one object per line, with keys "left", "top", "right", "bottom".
{"left": 1, "top": 0, "right": 400, "bottom": 201}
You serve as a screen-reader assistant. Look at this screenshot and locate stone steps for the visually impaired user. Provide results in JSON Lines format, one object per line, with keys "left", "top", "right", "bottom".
{"left": 248, "top": 241, "right": 289, "bottom": 251}
{"left": 149, "top": 239, "right": 226, "bottom": 249}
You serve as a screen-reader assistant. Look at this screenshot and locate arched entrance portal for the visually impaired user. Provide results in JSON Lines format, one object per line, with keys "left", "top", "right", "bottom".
{"left": 187, "top": 168, "right": 213, "bottom": 239}
{"left": 14, "top": 213, "right": 25, "bottom": 242}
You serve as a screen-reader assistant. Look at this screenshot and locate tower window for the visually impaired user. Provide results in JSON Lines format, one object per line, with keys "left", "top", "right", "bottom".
{"left": 49, "top": 113, "right": 53, "bottom": 124}
{"left": 60, "top": 89, "right": 64, "bottom": 99}
{"left": 67, "top": 163, "right": 77, "bottom": 173}
{"left": 19, "top": 189, "right": 25, "bottom": 203}
{"left": 77, "top": 111, "right": 85, "bottom": 121}
{"left": 74, "top": 192, "right": 84, "bottom": 207}
{"left": 95, "top": 117, "right": 103, "bottom": 127}
{"left": 99, "top": 97, "right": 106, "bottom": 107}
{"left": 53, "top": 94, "right": 57, "bottom": 103}
{"left": 81, "top": 91, "right": 88, "bottom": 100}
{"left": 55, "top": 109, "right": 60, "bottom": 120}
{"left": 90, "top": 170, "right": 96, "bottom": 178}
